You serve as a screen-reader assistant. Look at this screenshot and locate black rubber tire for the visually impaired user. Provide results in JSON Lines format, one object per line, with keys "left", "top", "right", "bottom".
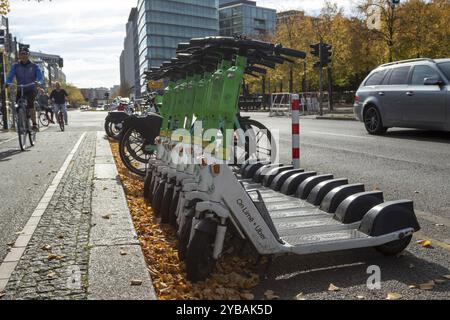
{"left": 148, "top": 176, "right": 157, "bottom": 204}
{"left": 239, "top": 118, "right": 276, "bottom": 163}
{"left": 186, "top": 230, "right": 216, "bottom": 282}
{"left": 160, "top": 186, "right": 174, "bottom": 224}
{"left": 169, "top": 191, "right": 180, "bottom": 227}
{"left": 39, "top": 113, "right": 49, "bottom": 127}
{"left": 119, "top": 128, "right": 147, "bottom": 177}
{"left": 143, "top": 171, "right": 153, "bottom": 201}
{"left": 58, "top": 113, "right": 65, "bottom": 132}
{"left": 17, "top": 108, "right": 28, "bottom": 152}
{"left": 178, "top": 214, "right": 193, "bottom": 261}
{"left": 152, "top": 181, "right": 166, "bottom": 217}
{"left": 375, "top": 235, "right": 412, "bottom": 256}
{"left": 364, "top": 106, "right": 388, "bottom": 135}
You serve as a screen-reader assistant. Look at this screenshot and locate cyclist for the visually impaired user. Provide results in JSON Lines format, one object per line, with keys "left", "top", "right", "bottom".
{"left": 37, "top": 88, "right": 54, "bottom": 124}
{"left": 5, "top": 47, "right": 45, "bottom": 132}
{"left": 50, "top": 82, "right": 69, "bottom": 126}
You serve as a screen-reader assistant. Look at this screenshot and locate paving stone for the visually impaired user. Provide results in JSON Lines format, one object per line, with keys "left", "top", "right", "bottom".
{"left": 88, "top": 245, "right": 156, "bottom": 300}
{"left": 3, "top": 133, "right": 95, "bottom": 300}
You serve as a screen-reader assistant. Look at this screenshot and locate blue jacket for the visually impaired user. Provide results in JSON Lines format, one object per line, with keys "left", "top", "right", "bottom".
{"left": 6, "top": 60, "right": 45, "bottom": 92}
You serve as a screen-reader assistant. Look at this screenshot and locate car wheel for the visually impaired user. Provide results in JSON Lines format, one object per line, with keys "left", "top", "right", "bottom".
{"left": 364, "top": 106, "right": 387, "bottom": 135}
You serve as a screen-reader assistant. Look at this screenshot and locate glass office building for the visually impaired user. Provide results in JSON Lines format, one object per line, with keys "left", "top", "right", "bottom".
{"left": 137, "top": 0, "right": 219, "bottom": 91}
{"left": 219, "top": 1, "right": 276, "bottom": 38}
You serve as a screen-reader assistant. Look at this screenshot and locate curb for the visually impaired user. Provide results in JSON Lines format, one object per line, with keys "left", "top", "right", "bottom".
{"left": 316, "top": 116, "right": 357, "bottom": 121}
{"left": 87, "top": 132, "right": 157, "bottom": 300}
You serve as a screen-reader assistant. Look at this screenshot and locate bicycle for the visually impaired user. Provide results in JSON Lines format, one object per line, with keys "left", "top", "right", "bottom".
{"left": 53, "top": 104, "right": 65, "bottom": 132}
{"left": 12, "top": 83, "right": 37, "bottom": 151}
{"left": 36, "top": 103, "right": 52, "bottom": 128}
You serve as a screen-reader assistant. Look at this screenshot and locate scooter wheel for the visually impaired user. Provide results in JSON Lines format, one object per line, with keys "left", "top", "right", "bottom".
{"left": 178, "top": 215, "right": 193, "bottom": 261}
{"left": 375, "top": 235, "right": 412, "bottom": 256}
{"left": 144, "top": 171, "right": 153, "bottom": 201}
{"left": 186, "top": 229, "right": 216, "bottom": 282}
{"left": 153, "top": 181, "right": 165, "bottom": 217}
{"left": 160, "top": 187, "right": 174, "bottom": 224}
{"left": 169, "top": 191, "right": 180, "bottom": 227}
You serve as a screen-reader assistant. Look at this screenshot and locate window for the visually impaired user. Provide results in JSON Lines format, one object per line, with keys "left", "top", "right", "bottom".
{"left": 437, "top": 62, "right": 450, "bottom": 81}
{"left": 411, "top": 65, "right": 440, "bottom": 85}
{"left": 365, "top": 70, "right": 387, "bottom": 86}
{"left": 388, "top": 66, "right": 410, "bottom": 85}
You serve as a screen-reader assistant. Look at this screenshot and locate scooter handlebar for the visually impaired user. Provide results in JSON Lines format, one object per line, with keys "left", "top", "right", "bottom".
{"left": 274, "top": 45, "right": 306, "bottom": 59}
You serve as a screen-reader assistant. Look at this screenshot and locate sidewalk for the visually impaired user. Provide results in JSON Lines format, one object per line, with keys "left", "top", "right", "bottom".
{"left": 0, "top": 131, "right": 156, "bottom": 300}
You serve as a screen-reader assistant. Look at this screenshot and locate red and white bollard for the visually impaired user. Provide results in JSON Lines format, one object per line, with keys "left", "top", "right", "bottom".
{"left": 291, "top": 94, "right": 301, "bottom": 169}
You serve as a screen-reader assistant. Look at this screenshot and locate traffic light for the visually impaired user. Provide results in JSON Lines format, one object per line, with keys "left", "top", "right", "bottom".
{"left": 310, "top": 43, "right": 320, "bottom": 57}
{"left": 320, "top": 43, "right": 332, "bottom": 67}
{"left": 0, "top": 29, "right": 5, "bottom": 46}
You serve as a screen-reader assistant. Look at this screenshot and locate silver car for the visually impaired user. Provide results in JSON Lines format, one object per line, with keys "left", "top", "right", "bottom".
{"left": 354, "top": 58, "right": 450, "bottom": 134}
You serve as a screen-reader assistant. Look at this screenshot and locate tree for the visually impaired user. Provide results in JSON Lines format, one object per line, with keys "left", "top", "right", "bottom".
{"left": 117, "top": 82, "right": 131, "bottom": 98}
{"left": 0, "top": 0, "right": 9, "bottom": 15}
{"left": 58, "top": 83, "right": 85, "bottom": 108}
{"left": 358, "top": 0, "right": 400, "bottom": 62}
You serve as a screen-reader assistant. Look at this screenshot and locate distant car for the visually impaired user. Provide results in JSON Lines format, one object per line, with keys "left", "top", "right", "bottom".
{"left": 354, "top": 58, "right": 450, "bottom": 134}
{"left": 80, "top": 105, "right": 89, "bottom": 111}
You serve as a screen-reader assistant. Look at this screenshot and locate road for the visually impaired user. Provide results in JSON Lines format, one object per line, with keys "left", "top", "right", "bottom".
{"left": 0, "top": 110, "right": 106, "bottom": 264}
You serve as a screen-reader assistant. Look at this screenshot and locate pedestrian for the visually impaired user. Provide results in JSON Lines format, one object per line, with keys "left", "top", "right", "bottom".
{"left": 50, "top": 82, "right": 69, "bottom": 125}
{"left": 37, "top": 88, "right": 54, "bottom": 123}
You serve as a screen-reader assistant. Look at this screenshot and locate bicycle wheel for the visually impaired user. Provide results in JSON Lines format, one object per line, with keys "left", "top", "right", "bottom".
{"left": 17, "top": 108, "right": 28, "bottom": 151}
{"left": 39, "top": 112, "right": 49, "bottom": 127}
{"left": 58, "top": 112, "right": 65, "bottom": 132}
{"left": 119, "top": 128, "right": 152, "bottom": 176}
{"left": 237, "top": 118, "right": 276, "bottom": 164}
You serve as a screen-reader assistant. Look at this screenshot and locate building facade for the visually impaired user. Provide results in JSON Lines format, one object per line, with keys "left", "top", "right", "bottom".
{"left": 219, "top": 0, "right": 276, "bottom": 38}
{"left": 30, "top": 51, "right": 66, "bottom": 87}
{"left": 137, "top": 0, "right": 219, "bottom": 93}
{"left": 121, "top": 8, "right": 140, "bottom": 99}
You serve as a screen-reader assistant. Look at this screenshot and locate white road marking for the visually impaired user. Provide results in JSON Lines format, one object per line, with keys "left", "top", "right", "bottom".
{"left": 0, "top": 132, "right": 87, "bottom": 292}
{"left": 309, "top": 131, "right": 375, "bottom": 140}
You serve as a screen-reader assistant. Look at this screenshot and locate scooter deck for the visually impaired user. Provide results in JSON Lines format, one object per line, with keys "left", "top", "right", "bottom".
{"left": 282, "top": 228, "right": 368, "bottom": 247}
{"left": 273, "top": 215, "right": 357, "bottom": 237}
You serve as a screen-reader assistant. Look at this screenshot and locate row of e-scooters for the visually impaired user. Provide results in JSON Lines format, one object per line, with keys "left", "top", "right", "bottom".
{"left": 142, "top": 36, "right": 421, "bottom": 282}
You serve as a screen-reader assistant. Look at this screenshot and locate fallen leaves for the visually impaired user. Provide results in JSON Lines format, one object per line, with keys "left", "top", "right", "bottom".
{"left": 419, "top": 281, "right": 435, "bottom": 290}
{"left": 264, "top": 290, "right": 280, "bottom": 300}
{"left": 386, "top": 292, "right": 402, "bottom": 300}
{"left": 47, "top": 253, "right": 64, "bottom": 261}
{"left": 131, "top": 280, "right": 143, "bottom": 286}
{"left": 416, "top": 240, "right": 432, "bottom": 248}
{"left": 102, "top": 214, "right": 111, "bottom": 220}
{"left": 41, "top": 245, "right": 52, "bottom": 252}
{"left": 109, "top": 140, "right": 262, "bottom": 300}
{"left": 295, "top": 293, "right": 306, "bottom": 300}
{"left": 328, "top": 283, "right": 341, "bottom": 292}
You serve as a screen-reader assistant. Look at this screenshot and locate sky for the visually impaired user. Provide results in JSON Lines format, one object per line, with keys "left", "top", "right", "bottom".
{"left": 7, "top": 0, "right": 355, "bottom": 89}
